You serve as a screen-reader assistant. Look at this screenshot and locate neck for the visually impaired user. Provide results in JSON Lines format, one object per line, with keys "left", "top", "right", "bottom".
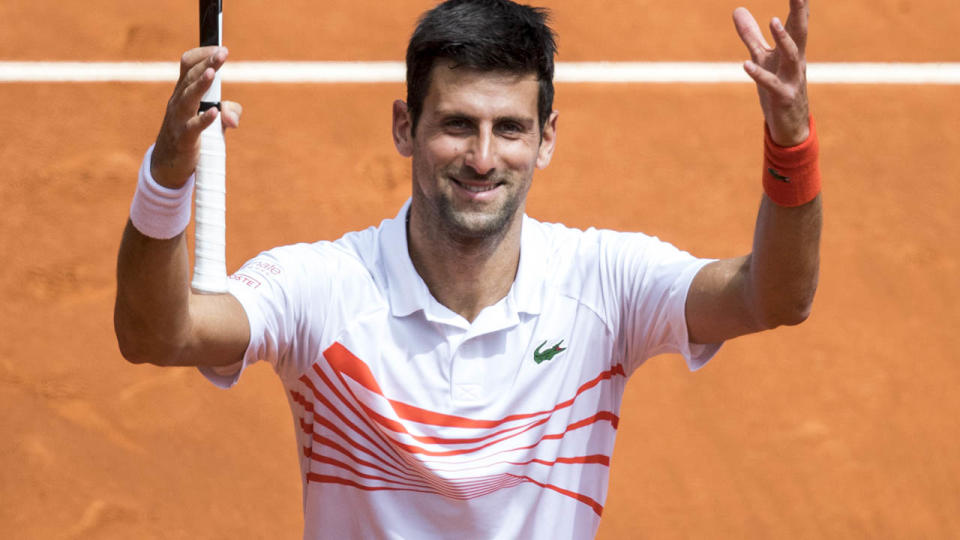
{"left": 406, "top": 206, "right": 523, "bottom": 323}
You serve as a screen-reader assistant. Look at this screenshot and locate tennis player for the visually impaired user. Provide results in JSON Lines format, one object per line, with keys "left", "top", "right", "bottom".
{"left": 115, "top": 0, "right": 820, "bottom": 537}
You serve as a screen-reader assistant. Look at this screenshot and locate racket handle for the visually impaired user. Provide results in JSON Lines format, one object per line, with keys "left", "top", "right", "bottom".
{"left": 192, "top": 115, "right": 228, "bottom": 293}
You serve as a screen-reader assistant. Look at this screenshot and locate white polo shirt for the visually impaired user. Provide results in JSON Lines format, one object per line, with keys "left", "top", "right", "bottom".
{"left": 202, "top": 201, "right": 720, "bottom": 539}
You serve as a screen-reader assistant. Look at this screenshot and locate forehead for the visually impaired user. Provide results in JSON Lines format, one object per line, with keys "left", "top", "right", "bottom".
{"left": 423, "top": 60, "right": 539, "bottom": 119}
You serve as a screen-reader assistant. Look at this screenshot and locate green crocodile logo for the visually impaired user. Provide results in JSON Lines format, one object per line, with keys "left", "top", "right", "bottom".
{"left": 768, "top": 167, "right": 791, "bottom": 182}
{"left": 534, "top": 340, "right": 566, "bottom": 364}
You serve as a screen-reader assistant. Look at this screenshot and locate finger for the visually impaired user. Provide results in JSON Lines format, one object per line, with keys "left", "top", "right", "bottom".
{"left": 172, "top": 63, "right": 219, "bottom": 122}
{"left": 744, "top": 60, "right": 789, "bottom": 97}
{"left": 221, "top": 101, "right": 243, "bottom": 129}
{"left": 183, "top": 106, "right": 220, "bottom": 140}
{"left": 733, "top": 7, "right": 772, "bottom": 61}
{"left": 783, "top": 0, "right": 809, "bottom": 54}
{"left": 769, "top": 17, "right": 802, "bottom": 73}
{"left": 182, "top": 46, "right": 227, "bottom": 90}
{"left": 178, "top": 46, "right": 225, "bottom": 78}
{"left": 172, "top": 48, "right": 228, "bottom": 120}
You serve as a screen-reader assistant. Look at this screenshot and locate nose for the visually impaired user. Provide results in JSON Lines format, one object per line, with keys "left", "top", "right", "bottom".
{"left": 464, "top": 128, "right": 495, "bottom": 177}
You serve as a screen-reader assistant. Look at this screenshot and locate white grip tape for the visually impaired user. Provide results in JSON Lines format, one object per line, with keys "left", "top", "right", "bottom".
{"left": 192, "top": 114, "right": 228, "bottom": 293}
{"left": 201, "top": 70, "right": 221, "bottom": 104}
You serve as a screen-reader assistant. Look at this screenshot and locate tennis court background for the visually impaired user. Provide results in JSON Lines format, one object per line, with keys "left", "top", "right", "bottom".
{"left": 1, "top": 1, "right": 958, "bottom": 538}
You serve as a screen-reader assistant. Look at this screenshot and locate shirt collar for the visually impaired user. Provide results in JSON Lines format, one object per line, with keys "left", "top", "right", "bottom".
{"left": 381, "top": 200, "right": 430, "bottom": 319}
{"left": 510, "top": 213, "right": 546, "bottom": 316}
{"left": 379, "top": 200, "right": 547, "bottom": 324}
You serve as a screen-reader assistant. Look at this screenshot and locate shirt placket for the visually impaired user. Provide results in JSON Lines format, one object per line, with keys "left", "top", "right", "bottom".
{"left": 450, "top": 334, "right": 485, "bottom": 404}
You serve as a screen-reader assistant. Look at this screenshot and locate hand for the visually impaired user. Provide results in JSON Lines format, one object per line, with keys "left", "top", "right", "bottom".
{"left": 150, "top": 46, "right": 243, "bottom": 188}
{"left": 733, "top": 0, "right": 810, "bottom": 146}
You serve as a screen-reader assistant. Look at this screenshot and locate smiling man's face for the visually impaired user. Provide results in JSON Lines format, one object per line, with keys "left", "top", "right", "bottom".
{"left": 397, "top": 60, "right": 557, "bottom": 240}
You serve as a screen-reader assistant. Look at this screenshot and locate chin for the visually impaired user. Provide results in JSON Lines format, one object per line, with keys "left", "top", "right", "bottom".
{"left": 439, "top": 203, "right": 517, "bottom": 240}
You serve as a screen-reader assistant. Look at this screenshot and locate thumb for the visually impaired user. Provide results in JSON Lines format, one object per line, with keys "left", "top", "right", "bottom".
{"left": 220, "top": 100, "right": 243, "bottom": 130}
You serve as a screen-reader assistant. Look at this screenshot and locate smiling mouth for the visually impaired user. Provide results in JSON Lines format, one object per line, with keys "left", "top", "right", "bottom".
{"left": 452, "top": 178, "right": 500, "bottom": 193}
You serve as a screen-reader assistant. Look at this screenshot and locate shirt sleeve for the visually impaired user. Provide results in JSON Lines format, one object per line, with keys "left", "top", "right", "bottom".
{"left": 599, "top": 231, "right": 722, "bottom": 375}
{"left": 198, "top": 244, "right": 326, "bottom": 388}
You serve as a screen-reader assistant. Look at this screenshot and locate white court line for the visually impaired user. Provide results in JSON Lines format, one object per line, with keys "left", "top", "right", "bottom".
{"left": 1, "top": 61, "right": 960, "bottom": 84}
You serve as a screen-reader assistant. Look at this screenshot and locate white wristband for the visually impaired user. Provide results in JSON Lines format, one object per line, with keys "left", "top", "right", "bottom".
{"left": 130, "top": 144, "right": 195, "bottom": 239}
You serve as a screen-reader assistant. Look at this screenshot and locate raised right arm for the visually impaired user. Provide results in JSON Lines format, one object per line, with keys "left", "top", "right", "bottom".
{"left": 114, "top": 46, "right": 249, "bottom": 367}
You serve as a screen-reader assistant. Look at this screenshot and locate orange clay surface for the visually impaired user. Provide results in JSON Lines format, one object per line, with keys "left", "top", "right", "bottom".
{"left": 2, "top": 1, "right": 959, "bottom": 538}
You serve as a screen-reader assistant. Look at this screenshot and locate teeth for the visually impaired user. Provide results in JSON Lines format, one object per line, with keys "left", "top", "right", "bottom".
{"left": 457, "top": 180, "right": 496, "bottom": 193}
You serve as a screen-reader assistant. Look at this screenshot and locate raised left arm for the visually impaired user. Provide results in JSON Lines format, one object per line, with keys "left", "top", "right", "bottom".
{"left": 685, "top": 0, "right": 821, "bottom": 345}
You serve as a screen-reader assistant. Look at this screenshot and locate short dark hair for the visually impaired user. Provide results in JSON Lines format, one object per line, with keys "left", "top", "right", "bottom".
{"left": 405, "top": 0, "right": 557, "bottom": 135}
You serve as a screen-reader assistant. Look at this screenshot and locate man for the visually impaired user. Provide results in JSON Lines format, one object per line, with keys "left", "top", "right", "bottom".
{"left": 115, "top": 0, "right": 820, "bottom": 537}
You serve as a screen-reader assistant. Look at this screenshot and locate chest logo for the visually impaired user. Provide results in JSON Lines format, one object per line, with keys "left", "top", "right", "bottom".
{"left": 533, "top": 340, "right": 566, "bottom": 364}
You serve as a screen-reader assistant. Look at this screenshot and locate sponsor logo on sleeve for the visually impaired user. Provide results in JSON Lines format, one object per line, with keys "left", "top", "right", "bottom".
{"left": 249, "top": 260, "right": 283, "bottom": 275}
{"left": 229, "top": 273, "right": 261, "bottom": 289}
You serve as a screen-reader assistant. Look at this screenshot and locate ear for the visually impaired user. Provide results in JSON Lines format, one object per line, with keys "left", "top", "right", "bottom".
{"left": 536, "top": 110, "right": 559, "bottom": 169}
{"left": 392, "top": 99, "right": 413, "bottom": 157}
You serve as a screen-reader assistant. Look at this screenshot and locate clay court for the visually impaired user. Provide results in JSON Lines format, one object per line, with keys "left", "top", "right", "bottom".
{"left": 2, "top": 0, "right": 959, "bottom": 538}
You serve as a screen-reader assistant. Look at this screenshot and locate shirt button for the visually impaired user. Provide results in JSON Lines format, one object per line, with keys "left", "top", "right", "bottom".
{"left": 453, "top": 383, "right": 482, "bottom": 403}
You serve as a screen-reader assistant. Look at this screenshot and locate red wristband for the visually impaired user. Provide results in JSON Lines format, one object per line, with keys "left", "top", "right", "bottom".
{"left": 763, "top": 116, "right": 821, "bottom": 207}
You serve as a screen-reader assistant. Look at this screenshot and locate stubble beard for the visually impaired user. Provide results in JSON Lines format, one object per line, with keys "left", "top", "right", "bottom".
{"left": 411, "top": 165, "right": 527, "bottom": 243}
{"left": 433, "top": 188, "right": 521, "bottom": 240}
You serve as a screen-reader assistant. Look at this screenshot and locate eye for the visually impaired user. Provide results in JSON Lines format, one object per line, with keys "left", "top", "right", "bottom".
{"left": 443, "top": 117, "right": 471, "bottom": 132}
{"left": 497, "top": 121, "right": 527, "bottom": 136}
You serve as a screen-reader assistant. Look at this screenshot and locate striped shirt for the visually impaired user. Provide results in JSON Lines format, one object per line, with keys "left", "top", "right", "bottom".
{"left": 201, "top": 201, "right": 720, "bottom": 539}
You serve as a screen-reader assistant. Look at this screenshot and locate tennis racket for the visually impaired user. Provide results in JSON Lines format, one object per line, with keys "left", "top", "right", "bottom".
{"left": 192, "top": 0, "right": 228, "bottom": 293}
